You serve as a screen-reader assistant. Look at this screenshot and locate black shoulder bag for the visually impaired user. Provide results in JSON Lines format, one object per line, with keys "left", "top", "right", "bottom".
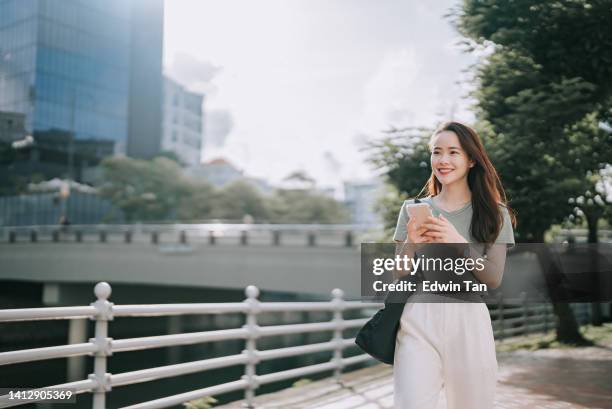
{"left": 354, "top": 266, "right": 422, "bottom": 365}
{"left": 354, "top": 199, "right": 424, "bottom": 365}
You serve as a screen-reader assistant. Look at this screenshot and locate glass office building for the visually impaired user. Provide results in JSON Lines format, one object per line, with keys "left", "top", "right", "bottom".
{"left": 0, "top": 0, "right": 163, "bottom": 180}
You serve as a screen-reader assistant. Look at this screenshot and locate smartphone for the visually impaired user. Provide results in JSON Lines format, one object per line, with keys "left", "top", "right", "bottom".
{"left": 405, "top": 203, "right": 433, "bottom": 229}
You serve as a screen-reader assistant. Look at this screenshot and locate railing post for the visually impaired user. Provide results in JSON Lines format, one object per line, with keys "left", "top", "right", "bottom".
{"left": 89, "top": 282, "right": 113, "bottom": 409}
{"left": 497, "top": 293, "right": 504, "bottom": 341}
{"left": 208, "top": 230, "right": 216, "bottom": 245}
{"left": 30, "top": 230, "right": 37, "bottom": 242}
{"left": 52, "top": 230, "right": 59, "bottom": 242}
{"left": 543, "top": 303, "right": 549, "bottom": 333}
{"left": 331, "top": 288, "right": 345, "bottom": 383}
{"left": 272, "top": 230, "right": 281, "bottom": 246}
{"left": 344, "top": 231, "right": 353, "bottom": 247}
{"left": 179, "top": 230, "right": 187, "bottom": 244}
{"left": 521, "top": 292, "right": 528, "bottom": 335}
{"left": 240, "top": 230, "right": 248, "bottom": 246}
{"left": 124, "top": 230, "right": 132, "bottom": 243}
{"left": 99, "top": 230, "right": 106, "bottom": 243}
{"left": 9, "top": 230, "right": 16, "bottom": 243}
{"left": 75, "top": 230, "right": 82, "bottom": 242}
{"left": 307, "top": 232, "right": 316, "bottom": 247}
{"left": 151, "top": 231, "right": 159, "bottom": 244}
{"left": 242, "top": 285, "right": 260, "bottom": 408}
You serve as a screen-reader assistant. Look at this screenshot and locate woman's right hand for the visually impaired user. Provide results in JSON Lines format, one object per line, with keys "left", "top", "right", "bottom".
{"left": 405, "top": 217, "right": 431, "bottom": 245}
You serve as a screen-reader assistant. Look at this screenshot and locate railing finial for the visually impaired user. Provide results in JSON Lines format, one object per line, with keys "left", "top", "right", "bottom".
{"left": 245, "top": 285, "right": 259, "bottom": 299}
{"left": 94, "top": 282, "right": 112, "bottom": 300}
{"left": 331, "top": 288, "right": 344, "bottom": 300}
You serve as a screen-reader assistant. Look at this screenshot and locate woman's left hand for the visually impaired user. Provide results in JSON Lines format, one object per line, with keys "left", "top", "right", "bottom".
{"left": 422, "top": 214, "right": 468, "bottom": 244}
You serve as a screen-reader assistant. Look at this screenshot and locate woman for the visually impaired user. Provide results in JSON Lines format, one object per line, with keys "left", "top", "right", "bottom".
{"left": 392, "top": 121, "right": 516, "bottom": 409}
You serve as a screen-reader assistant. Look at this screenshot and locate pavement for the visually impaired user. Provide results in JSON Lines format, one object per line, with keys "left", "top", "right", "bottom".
{"left": 215, "top": 341, "right": 612, "bottom": 409}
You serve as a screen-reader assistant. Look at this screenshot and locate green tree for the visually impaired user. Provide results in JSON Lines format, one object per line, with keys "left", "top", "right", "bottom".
{"left": 209, "top": 180, "right": 270, "bottom": 220}
{"left": 99, "top": 156, "right": 195, "bottom": 222}
{"left": 176, "top": 180, "right": 216, "bottom": 221}
{"left": 452, "top": 0, "right": 612, "bottom": 242}
{"left": 267, "top": 189, "right": 350, "bottom": 224}
{"left": 364, "top": 126, "right": 434, "bottom": 236}
{"left": 366, "top": 127, "right": 433, "bottom": 198}
{"left": 155, "top": 151, "right": 185, "bottom": 166}
{"left": 454, "top": 0, "right": 612, "bottom": 339}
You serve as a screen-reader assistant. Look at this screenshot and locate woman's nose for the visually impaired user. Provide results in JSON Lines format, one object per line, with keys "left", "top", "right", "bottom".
{"left": 438, "top": 154, "right": 451, "bottom": 164}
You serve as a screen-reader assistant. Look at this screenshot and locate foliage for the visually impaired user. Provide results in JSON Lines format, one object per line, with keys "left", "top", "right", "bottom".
{"left": 155, "top": 150, "right": 185, "bottom": 166}
{"left": 365, "top": 127, "right": 433, "bottom": 199}
{"left": 209, "top": 180, "right": 270, "bottom": 221}
{"left": 450, "top": 0, "right": 612, "bottom": 241}
{"left": 452, "top": 0, "right": 612, "bottom": 338}
{"left": 98, "top": 156, "right": 349, "bottom": 224}
{"left": 267, "top": 189, "right": 350, "bottom": 224}
{"left": 183, "top": 396, "right": 217, "bottom": 409}
{"left": 363, "top": 126, "right": 433, "bottom": 232}
{"left": 292, "top": 378, "right": 313, "bottom": 387}
{"left": 371, "top": 184, "right": 409, "bottom": 241}
{"left": 496, "top": 323, "right": 612, "bottom": 353}
{"left": 99, "top": 156, "right": 194, "bottom": 222}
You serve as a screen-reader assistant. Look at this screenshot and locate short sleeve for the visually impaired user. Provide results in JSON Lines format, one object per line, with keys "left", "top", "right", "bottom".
{"left": 393, "top": 200, "right": 412, "bottom": 242}
{"left": 494, "top": 205, "right": 515, "bottom": 247}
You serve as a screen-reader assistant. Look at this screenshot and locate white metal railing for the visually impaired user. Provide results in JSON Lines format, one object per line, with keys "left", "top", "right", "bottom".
{"left": 0, "top": 282, "right": 594, "bottom": 409}
{"left": 489, "top": 293, "right": 593, "bottom": 339}
{"left": 0, "top": 282, "right": 382, "bottom": 409}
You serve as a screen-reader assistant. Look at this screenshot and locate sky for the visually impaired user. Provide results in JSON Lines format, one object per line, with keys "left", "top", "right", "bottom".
{"left": 163, "top": 0, "right": 478, "bottom": 191}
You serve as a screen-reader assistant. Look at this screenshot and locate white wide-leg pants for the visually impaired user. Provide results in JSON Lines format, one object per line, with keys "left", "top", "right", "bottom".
{"left": 393, "top": 300, "right": 498, "bottom": 409}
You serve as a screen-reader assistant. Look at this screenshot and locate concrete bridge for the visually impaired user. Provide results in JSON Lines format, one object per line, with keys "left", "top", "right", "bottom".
{"left": 0, "top": 224, "right": 366, "bottom": 300}
{"left": 1, "top": 223, "right": 611, "bottom": 309}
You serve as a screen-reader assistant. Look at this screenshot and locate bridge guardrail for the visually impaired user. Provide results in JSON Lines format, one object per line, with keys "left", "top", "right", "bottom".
{"left": 0, "top": 223, "right": 378, "bottom": 247}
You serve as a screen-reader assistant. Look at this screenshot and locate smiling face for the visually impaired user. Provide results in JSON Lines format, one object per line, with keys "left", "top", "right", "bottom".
{"left": 430, "top": 130, "right": 475, "bottom": 186}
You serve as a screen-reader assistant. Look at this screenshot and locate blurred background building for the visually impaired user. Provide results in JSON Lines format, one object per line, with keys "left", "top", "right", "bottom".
{"left": 0, "top": 111, "right": 26, "bottom": 143}
{"left": 343, "top": 179, "right": 384, "bottom": 227}
{"left": 189, "top": 157, "right": 243, "bottom": 186}
{"left": 0, "top": 0, "right": 164, "bottom": 183}
{"left": 188, "top": 157, "right": 273, "bottom": 194}
{"left": 161, "top": 76, "right": 204, "bottom": 167}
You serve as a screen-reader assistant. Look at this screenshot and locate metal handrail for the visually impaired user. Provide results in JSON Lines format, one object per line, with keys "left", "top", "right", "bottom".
{"left": 111, "top": 328, "right": 250, "bottom": 352}
{"left": 113, "top": 303, "right": 249, "bottom": 316}
{"left": 0, "top": 306, "right": 97, "bottom": 322}
{"left": 118, "top": 379, "right": 250, "bottom": 409}
{"left": 0, "top": 342, "right": 98, "bottom": 365}
{"left": 110, "top": 354, "right": 250, "bottom": 388}
{"left": 0, "top": 282, "right": 592, "bottom": 409}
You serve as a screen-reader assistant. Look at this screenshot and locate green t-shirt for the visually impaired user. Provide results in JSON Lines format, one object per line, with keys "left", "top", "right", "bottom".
{"left": 392, "top": 196, "right": 515, "bottom": 301}
{"left": 392, "top": 196, "right": 515, "bottom": 245}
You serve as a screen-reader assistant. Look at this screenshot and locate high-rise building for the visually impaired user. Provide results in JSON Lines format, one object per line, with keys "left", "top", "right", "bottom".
{"left": 0, "top": 0, "right": 164, "bottom": 181}
{"left": 162, "top": 76, "right": 204, "bottom": 167}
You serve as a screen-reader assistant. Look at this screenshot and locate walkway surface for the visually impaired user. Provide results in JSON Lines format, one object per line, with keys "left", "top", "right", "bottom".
{"left": 216, "top": 341, "right": 612, "bottom": 409}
